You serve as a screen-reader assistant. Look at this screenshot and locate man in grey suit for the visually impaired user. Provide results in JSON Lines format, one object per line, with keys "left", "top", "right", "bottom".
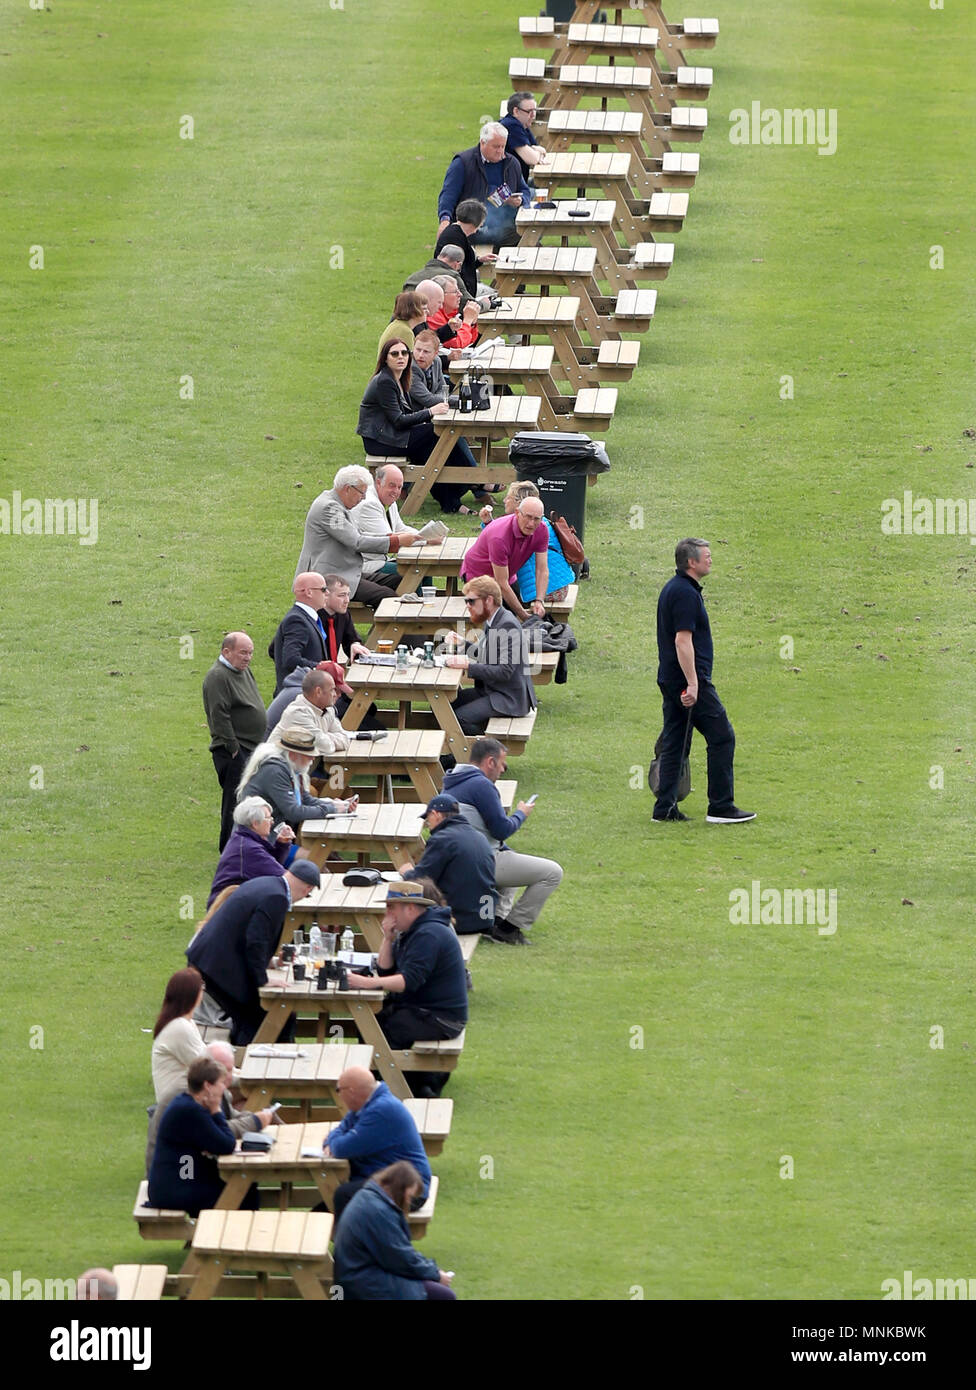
{"left": 295, "top": 465, "right": 407, "bottom": 608}
{"left": 354, "top": 464, "right": 420, "bottom": 582}
{"left": 445, "top": 575, "right": 537, "bottom": 736}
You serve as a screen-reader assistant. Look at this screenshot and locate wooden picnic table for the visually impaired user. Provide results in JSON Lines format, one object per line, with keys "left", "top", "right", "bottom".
{"left": 492, "top": 242, "right": 653, "bottom": 349}
{"left": 567, "top": 3, "right": 719, "bottom": 68}
{"left": 369, "top": 594, "right": 469, "bottom": 651}
{"left": 180, "top": 1209, "right": 333, "bottom": 1301}
{"left": 394, "top": 536, "right": 477, "bottom": 595}
{"left": 510, "top": 57, "right": 711, "bottom": 121}
{"left": 521, "top": 17, "right": 661, "bottom": 71}
{"left": 216, "top": 1121, "right": 347, "bottom": 1212}
{"left": 236, "top": 1041, "right": 374, "bottom": 1118}
{"left": 311, "top": 727, "right": 446, "bottom": 803}
{"left": 451, "top": 344, "right": 557, "bottom": 407}
{"left": 397, "top": 396, "right": 541, "bottom": 517}
{"left": 299, "top": 801, "right": 426, "bottom": 871}
{"left": 283, "top": 877, "right": 391, "bottom": 952}
{"left": 478, "top": 294, "right": 584, "bottom": 380}
{"left": 254, "top": 980, "right": 455, "bottom": 1100}
{"left": 543, "top": 111, "right": 701, "bottom": 193}
{"left": 339, "top": 660, "right": 475, "bottom": 763}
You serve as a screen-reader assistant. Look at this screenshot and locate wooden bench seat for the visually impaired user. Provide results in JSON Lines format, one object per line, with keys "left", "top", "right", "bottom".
{"left": 486, "top": 707, "right": 537, "bottom": 754}
{"left": 407, "top": 1174, "right": 438, "bottom": 1240}
{"left": 185, "top": 1209, "right": 334, "bottom": 1300}
{"left": 365, "top": 454, "right": 407, "bottom": 467}
{"left": 404, "top": 1097, "right": 454, "bottom": 1155}
{"left": 397, "top": 1029, "right": 467, "bottom": 1083}
{"left": 112, "top": 1264, "right": 168, "bottom": 1300}
{"left": 528, "top": 650, "right": 561, "bottom": 685}
{"left": 133, "top": 1180, "right": 195, "bottom": 1242}
{"left": 546, "top": 583, "right": 578, "bottom": 621}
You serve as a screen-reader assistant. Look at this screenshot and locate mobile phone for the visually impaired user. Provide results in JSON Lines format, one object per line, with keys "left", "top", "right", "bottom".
{"left": 526, "top": 794, "right": 538, "bottom": 806}
{"left": 269, "top": 1102, "right": 282, "bottom": 1113}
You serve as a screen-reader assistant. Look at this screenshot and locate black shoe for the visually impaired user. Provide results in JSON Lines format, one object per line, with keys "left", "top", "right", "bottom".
{"left": 706, "top": 805, "right": 757, "bottom": 824}
{"left": 485, "top": 920, "right": 530, "bottom": 946}
{"left": 653, "top": 806, "right": 689, "bottom": 822}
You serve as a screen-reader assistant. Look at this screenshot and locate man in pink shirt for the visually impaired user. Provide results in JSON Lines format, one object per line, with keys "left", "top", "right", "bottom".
{"left": 460, "top": 496, "right": 549, "bottom": 621}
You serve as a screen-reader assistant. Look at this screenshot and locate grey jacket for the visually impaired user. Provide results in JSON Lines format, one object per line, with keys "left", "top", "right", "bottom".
{"left": 463, "top": 608, "right": 537, "bottom": 718}
{"left": 295, "top": 487, "right": 391, "bottom": 590}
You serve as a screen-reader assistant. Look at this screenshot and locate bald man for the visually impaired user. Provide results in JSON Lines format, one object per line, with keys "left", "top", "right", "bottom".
{"left": 76, "top": 1269, "right": 117, "bottom": 1301}
{"left": 269, "top": 571, "right": 337, "bottom": 695}
{"left": 203, "top": 631, "right": 268, "bottom": 850}
{"left": 460, "top": 497, "right": 549, "bottom": 621}
{"left": 355, "top": 465, "right": 420, "bottom": 581}
{"left": 266, "top": 668, "right": 350, "bottom": 757}
{"left": 323, "top": 1066, "right": 431, "bottom": 1222}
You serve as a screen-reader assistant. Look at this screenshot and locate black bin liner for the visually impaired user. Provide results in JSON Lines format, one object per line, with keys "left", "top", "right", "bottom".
{"left": 509, "top": 431, "right": 609, "bottom": 546}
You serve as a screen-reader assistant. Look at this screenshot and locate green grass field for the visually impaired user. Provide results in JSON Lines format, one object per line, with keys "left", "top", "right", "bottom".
{"left": 2, "top": 0, "right": 975, "bottom": 1302}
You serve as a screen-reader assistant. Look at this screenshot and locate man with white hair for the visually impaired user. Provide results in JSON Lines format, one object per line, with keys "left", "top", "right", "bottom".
{"left": 295, "top": 464, "right": 407, "bottom": 608}
{"left": 437, "top": 121, "right": 532, "bottom": 248}
{"left": 355, "top": 464, "right": 421, "bottom": 581}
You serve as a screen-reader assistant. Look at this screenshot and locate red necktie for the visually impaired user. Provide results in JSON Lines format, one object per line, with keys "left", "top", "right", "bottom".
{"left": 327, "top": 616, "right": 338, "bottom": 663}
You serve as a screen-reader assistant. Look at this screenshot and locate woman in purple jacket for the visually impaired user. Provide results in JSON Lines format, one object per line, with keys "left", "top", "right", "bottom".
{"left": 207, "top": 796, "right": 298, "bottom": 907}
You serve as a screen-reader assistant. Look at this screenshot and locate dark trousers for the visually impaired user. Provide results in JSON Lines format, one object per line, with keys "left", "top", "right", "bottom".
{"left": 212, "top": 746, "right": 249, "bottom": 852}
{"left": 203, "top": 977, "right": 294, "bottom": 1049}
{"left": 451, "top": 688, "right": 496, "bottom": 736}
{"left": 353, "top": 568, "right": 400, "bottom": 609}
{"left": 654, "top": 679, "right": 735, "bottom": 813}
{"left": 378, "top": 1002, "right": 464, "bottom": 1098}
{"left": 362, "top": 431, "right": 479, "bottom": 514}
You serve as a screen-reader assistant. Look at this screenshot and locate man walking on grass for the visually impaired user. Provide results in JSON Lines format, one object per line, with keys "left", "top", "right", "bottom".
{"left": 653, "top": 538, "right": 755, "bottom": 825}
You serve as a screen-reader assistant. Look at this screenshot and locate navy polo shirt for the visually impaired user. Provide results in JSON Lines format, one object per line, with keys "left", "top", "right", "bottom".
{"left": 657, "top": 571, "right": 714, "bottom": 686}
{"left": 501, "top": 113, "right": 539, "bottom": 169}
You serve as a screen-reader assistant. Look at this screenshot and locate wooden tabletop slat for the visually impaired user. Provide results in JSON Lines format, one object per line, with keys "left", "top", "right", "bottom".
{"left": 299, "top": 1212, "right": 333, "bottom": 1257}
{"left": 480, "top": 295, "right": 581, "bottom": 326}
{"left": 450, "top": 345, "right": 554, "bottom": 374}
{"left": 396, "top": 536, "right": 474, "bottom": 563}
{"left": 517, "top": 201, "right": 615, "bottom": 227}
{"left": 271, "top": 1209, "right": 307, "bottom": 1255}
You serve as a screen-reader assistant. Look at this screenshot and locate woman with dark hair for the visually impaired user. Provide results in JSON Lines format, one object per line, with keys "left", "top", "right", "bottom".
{"left": 147, "top": 1056, "right": 240, "bottom": 1216}
{"left": 333, "top": 1161, "right": 457, "bottom": 1301}
{"left": 434, "top": 198, "right": 495, "bottom": 301}
{"left": 151, "top": 968, "right": 206, "bottom": 1102}
{"left": 377, "top": 291, "right": 428, "bottom": 355}
{"left": 358, "top": 339, "right": 477, "bottom": 514}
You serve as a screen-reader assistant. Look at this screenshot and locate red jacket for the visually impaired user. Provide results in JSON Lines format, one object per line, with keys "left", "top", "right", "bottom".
{"left": 427, "top": 305, "right": 478, "bottom": 350}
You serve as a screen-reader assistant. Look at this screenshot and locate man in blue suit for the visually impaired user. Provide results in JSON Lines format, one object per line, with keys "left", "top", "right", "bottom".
{"left": 445, "top": 575, "right": 537, "bottom": 736}
{"left": 186, "top": 863, "right": 320, "bottom": 1045}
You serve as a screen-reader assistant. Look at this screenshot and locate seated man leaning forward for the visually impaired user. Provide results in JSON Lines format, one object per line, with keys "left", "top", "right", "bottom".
{"left": 323, "top": 1066, "right": 432, "bottom": 1223}
{"left": 186, "top": 862, "right": 321, "bottom": 1046}
{"left": 461, "top": 494, "right": 549, "bottom": 622}
{"left": 295, "top": 464, "right": 408, "bottom": 610}
{"left": 266, "top": 668, "right": 350, "bottom": 762}
{"left": 345, "top": 879, "right": 467, "bottom": 1095}
{"left": 444, "top": 737, "right": 563, "bottom": 946}
{"left": 398, "top": 793, "right": 498, "bottom": 937}
{"left": 237, "top": 727, "right": 357, "bottom": 831}
{"left": 445, "top": 576, "right": 537, "bottom": 738}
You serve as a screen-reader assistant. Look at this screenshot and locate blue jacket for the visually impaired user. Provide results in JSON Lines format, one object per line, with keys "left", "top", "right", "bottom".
{"left": 333, "top": 1180, "right": 440, "bottom": 1301}
{"left": 516, "top": 527, "right": 574, "bottom": 602}
{"left": 147, "top": 1092, "right": 236, "bottom": 1216}
{"left": 325, "top": 1083, "right": 431, "bottom": 1197}
{"left": 404, "top": 815, "right": 497, "bottom": 934}
{"left": 443, "top": 763, "right": 525, "bottom": 850}
{"left": 437, "top": 145, "right": 531, "bottom": 224}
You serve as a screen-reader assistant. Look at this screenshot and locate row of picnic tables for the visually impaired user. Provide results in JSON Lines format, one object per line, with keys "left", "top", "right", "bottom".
{"left": 130, "top": 0, "right": 720, "bottom": 1299}
{"left": 394, "top": 0, "right": 718, "bottom": 515}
